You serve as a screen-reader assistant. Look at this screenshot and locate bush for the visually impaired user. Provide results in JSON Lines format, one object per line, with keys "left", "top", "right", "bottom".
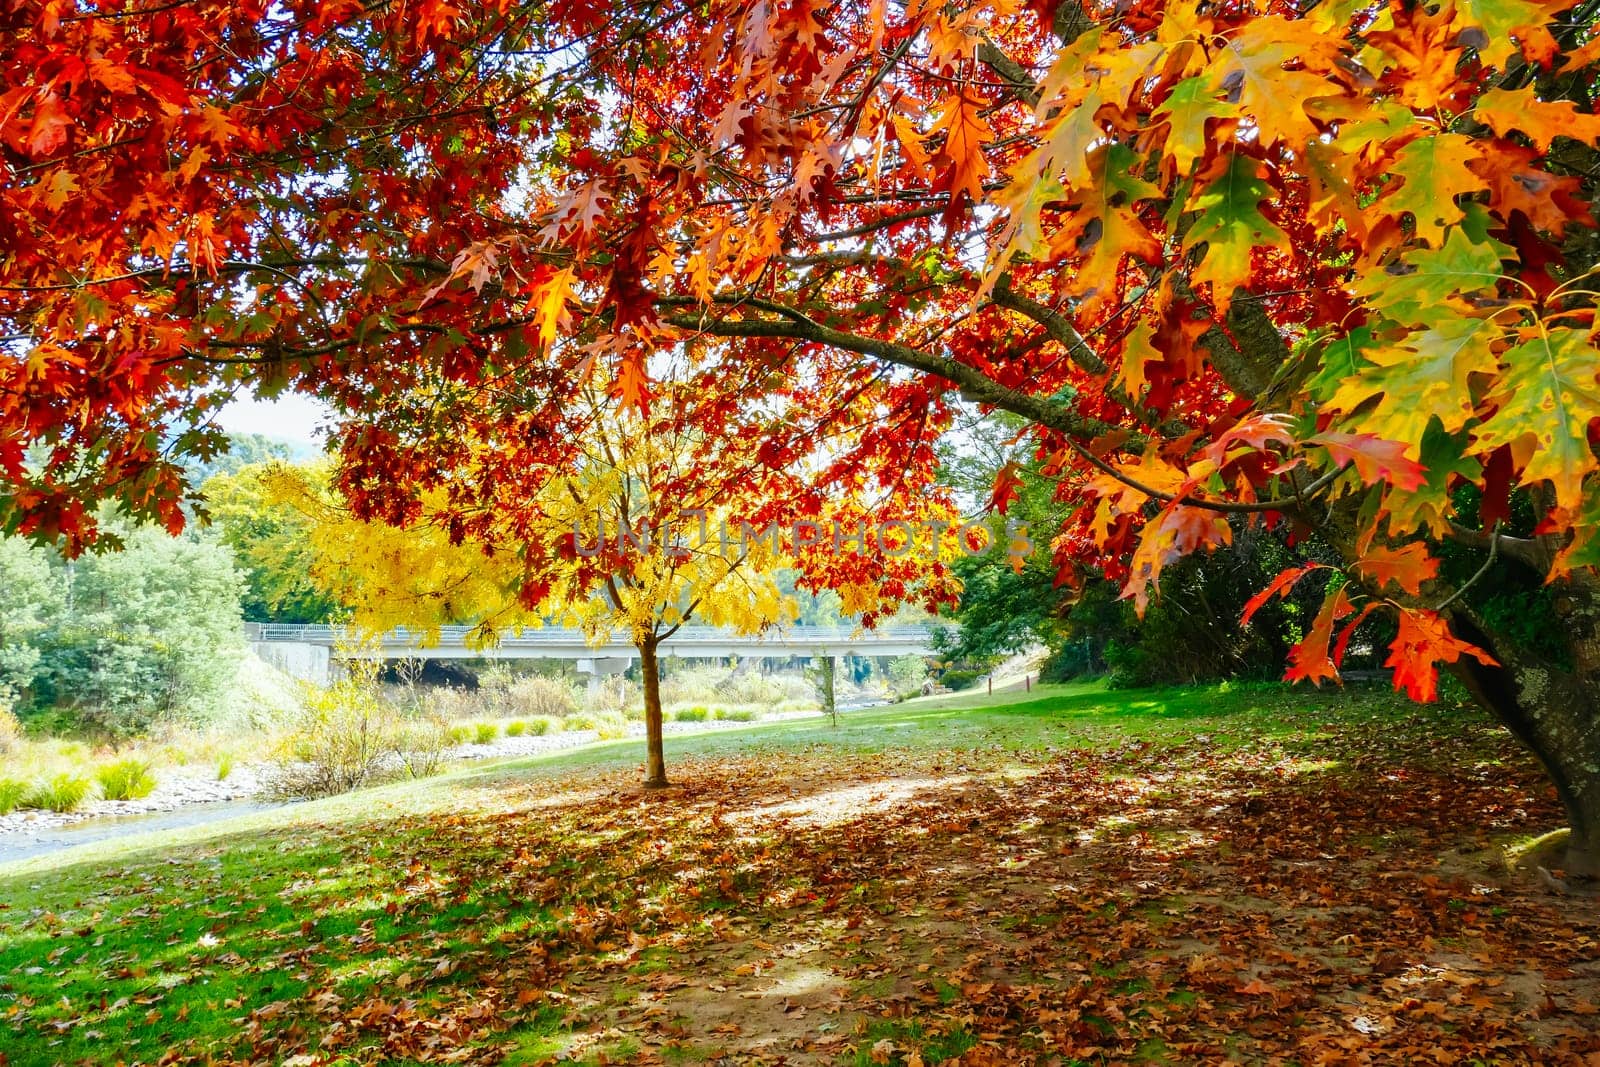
{"left": 567, "top": 710, "right": 626, "bottom": 737}
{"left": 446, "top": 724, "right": 471, "bottom": 745}
{"left": 96, "top": 759, "right": 157, "bottom": 801}
{"left": 674, "top": 706, "right": 709, "bottom": 722}
{"left": 473, "top": 721, "right": 499, "bottom": 744}
{"left": 526, "top": 716, "right": 558, "bottom": 735}
{"left": 270, "top": 671, "right": 403, "bottom": 799}
{"left": 393, "top": 713, "right": 453, "bottom": 779}
{"left": 0, "top": 777, "right": 28, "bottom": 814}
{"left": 718, "top": 709, "right": 757, "bottom": 722}
{"left": 503, "top": 677, "right": 578, "bottom": 719}
{"left": 0, "top": 706, "right": 20, "bottom": 755}
{"left": 26, "top": 773, "right": 94, "bottom": 812}
{"left": 505, "top": 720, "right": 528, "bottom": 737}
{"left": 714, "top": 672, "right": 787, "bottom": 707}
{"left": 940, "top": 669, "right": 985, "bottom": 691}
{"left": 217, "top": 755, "right": 233, "bottom": 781}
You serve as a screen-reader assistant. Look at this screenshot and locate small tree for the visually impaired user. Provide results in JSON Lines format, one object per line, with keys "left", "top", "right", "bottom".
{"left": 277, "top": 384, "right": 958, "bottom": 786}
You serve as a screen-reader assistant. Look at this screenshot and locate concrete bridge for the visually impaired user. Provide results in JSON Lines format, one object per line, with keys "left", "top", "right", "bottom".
{"left": 243, "top": 622, "right": 936, "bottom": 687}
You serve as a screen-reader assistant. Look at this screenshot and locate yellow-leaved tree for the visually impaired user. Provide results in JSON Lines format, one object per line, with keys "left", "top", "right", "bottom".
{"left": 269, "top": 381, "right": 964, "bottom": 786}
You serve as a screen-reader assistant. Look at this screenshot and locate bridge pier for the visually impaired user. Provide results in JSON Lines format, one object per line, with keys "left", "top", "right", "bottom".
{"left": 577, "top": 656, "right": 633, "bottom": 705}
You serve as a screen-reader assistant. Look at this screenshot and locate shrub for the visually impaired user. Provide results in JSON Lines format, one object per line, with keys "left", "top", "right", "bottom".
{"left": 0, "top": 777, "right": 28, "bottom": 814}
{"left": 26, "top": 773, "right": 94, "bottom": 812}
{"left": 446, "top": 724, "right": 471, "bottom": 745}
{"left": 393, "top": 713, "right": 453, "bottom": 780}
{"left": 714, "top": 672, "right": 786, "bottom": 707}
{"left": 31, "top": 530, "right": 245, "bottom": 739}
{"left": 505, "top": 720, "right": 528, "bottom": 737}
{"left": 217, "top": 754, "right": 233, "bottom": 781}
{"left": 96, "top": 759, "right": 157, "bottom": 801}
{"left": 0, "top": 706, "right": 21, "bottom": 755}
{"left": 674, "top": 706, "right": 709, "bottom": 722}
{"left": 504, "top": 676, "right": 579, "bottom": 719}
{"left": 940, "top": 669, "right": 984, "bottom": 691}
{"left": 270, "top": 670, "right": 403, "bottom": 799}
{"left": 473, "top": 721, "right": 499, "bottom": 744}
{"left": 719, "top": 709, "right": 757, "bottom": 722}
{"left": 568, "top": 710, "right": 626, "bottom": 737}
{"left": 526, "top": 716, "right": 558, "bottom": 736}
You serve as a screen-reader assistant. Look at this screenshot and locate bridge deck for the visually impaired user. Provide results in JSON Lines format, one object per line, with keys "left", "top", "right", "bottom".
{"left": 244, "top": 623, "right": 935, "bottom": 661}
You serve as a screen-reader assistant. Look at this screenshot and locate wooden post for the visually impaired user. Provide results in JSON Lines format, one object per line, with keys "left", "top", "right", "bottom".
{"left": 1025, "top": 674, "right": 1031, "bottom": 692}
{"left": 987, "top": 674, "right": 993, "bottom": 695}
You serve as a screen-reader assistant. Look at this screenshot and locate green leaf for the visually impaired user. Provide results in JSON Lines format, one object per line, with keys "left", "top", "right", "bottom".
{"left": 1308, "top": 326, "right": 1375, "bottom": 404}
{"left": 1474, "top": 327, "right": 1600, "bottom": 510}
{"left": 1182, "top": 154, "right": 1291, "bottom": 313}
{"left": 1380, "top": 134, "right": 1487, "bottom": 244}
{"left": 1355, "top": 228, "right": 1507, "bottom": 323}
{"left": 1325, "top": 314, "right": 1500, "bottom": 446}
{"left": 1386, "top": 420, "right": 1482, "bottom": 536}
{"left": 1154, "top": 77, "right": 1238, "bottom": 175}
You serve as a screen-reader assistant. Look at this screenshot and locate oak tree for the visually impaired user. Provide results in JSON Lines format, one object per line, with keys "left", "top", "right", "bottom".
{"left": 8, "top": 0, "right": 1600, "bottom": 868}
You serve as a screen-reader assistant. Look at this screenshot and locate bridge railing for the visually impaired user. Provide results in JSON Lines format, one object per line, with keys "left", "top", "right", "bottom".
{"left": 244, "top": 622, "right": 936, "bottom": 649}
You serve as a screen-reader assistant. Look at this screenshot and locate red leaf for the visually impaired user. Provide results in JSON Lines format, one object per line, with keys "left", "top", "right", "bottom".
{"left": 1332, "top": 603, "right": 1380, "bottom": 665}
{"left": 990, "top": 461, "right": 1024, "bottom": 515}
{"left": 1310, "top": 431, "right": 1426, "bottom": 491}
{"left": 1240, "top": 563, "right": 1322, "bottom": 627}
{"left": 1480, "top": 446, "right": 1514, "bottom": 527}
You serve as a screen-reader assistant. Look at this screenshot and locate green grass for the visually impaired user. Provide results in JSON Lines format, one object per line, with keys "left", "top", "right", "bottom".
{"left": 853, "top": 1018, "right": 979, "bottom": 1064}
{"left": 95, "top": 758, "right": 158, "bottom": 800}
{"left": 22, "top": 771, "right": 93, "bottom": 812}
{"left": 0, "top": 679, "right": 1440, "bottom": 1065}
{"left": 0, "top": 776, "right": 28, "bottom": 814}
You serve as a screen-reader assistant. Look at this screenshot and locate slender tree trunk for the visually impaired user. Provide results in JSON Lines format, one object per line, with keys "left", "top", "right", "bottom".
{"left": 818, "top": 654, "right": 836, "bottom": 725}
{"left": 638, "top": 636, "right": 668, "bottom": 788}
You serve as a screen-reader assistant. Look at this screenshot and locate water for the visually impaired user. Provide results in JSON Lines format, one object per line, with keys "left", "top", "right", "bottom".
{"left": 0, "top": 799, "right": 284, "bottom": 866}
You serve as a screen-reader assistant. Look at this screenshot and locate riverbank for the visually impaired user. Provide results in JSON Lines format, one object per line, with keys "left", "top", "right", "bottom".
{"left": 0, "top": 709, "right": 829, "bottom": 862}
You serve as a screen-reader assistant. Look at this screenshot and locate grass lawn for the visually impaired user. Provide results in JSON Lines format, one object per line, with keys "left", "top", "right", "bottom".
{"left": 2, "top": 680, "right": 1598, "bottom": 1066}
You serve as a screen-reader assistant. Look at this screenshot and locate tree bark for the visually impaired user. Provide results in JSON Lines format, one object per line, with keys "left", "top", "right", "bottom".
{"left": 1447, "top": 590, "right": 1600, "bottom": 878}
{"left": 638, "top": 636, "right": 668, "bottom": 788}
{"left": 818, "top": 654, "right": 836, "bottom": 725}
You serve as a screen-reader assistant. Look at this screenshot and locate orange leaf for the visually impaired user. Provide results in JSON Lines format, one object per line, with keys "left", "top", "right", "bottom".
{"left": 1353, "top": 542, "right": 1438, "bottom": 596}
{"left": 930, "top": 92, "right": 993, "bottom": 225}
{"left": 615, "top": 350, "right": 650, "bottom": 412}
{"left": 1285, "top": 586, "right": 1353, "bottom": 687}
{"left": 1385, "top": 608, "right": 1496, "bottom": 702}
{"left": 990, "top": 461, "right": 1024, "bottom": 515}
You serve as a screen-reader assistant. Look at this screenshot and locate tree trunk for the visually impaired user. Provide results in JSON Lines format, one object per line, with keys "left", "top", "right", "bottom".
{"left": 1448, "top": 591, "right": 1600, "bottom": 878}
{"left": 818, "top": 654, "right": 836, "bottom": 725}
{"left": 638, "top": 636, "right": 668, "bottom": 788}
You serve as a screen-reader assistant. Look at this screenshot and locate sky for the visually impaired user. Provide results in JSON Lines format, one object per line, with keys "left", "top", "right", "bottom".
{"left": 214, "top": 390, "right": 333, "bottom": 452}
